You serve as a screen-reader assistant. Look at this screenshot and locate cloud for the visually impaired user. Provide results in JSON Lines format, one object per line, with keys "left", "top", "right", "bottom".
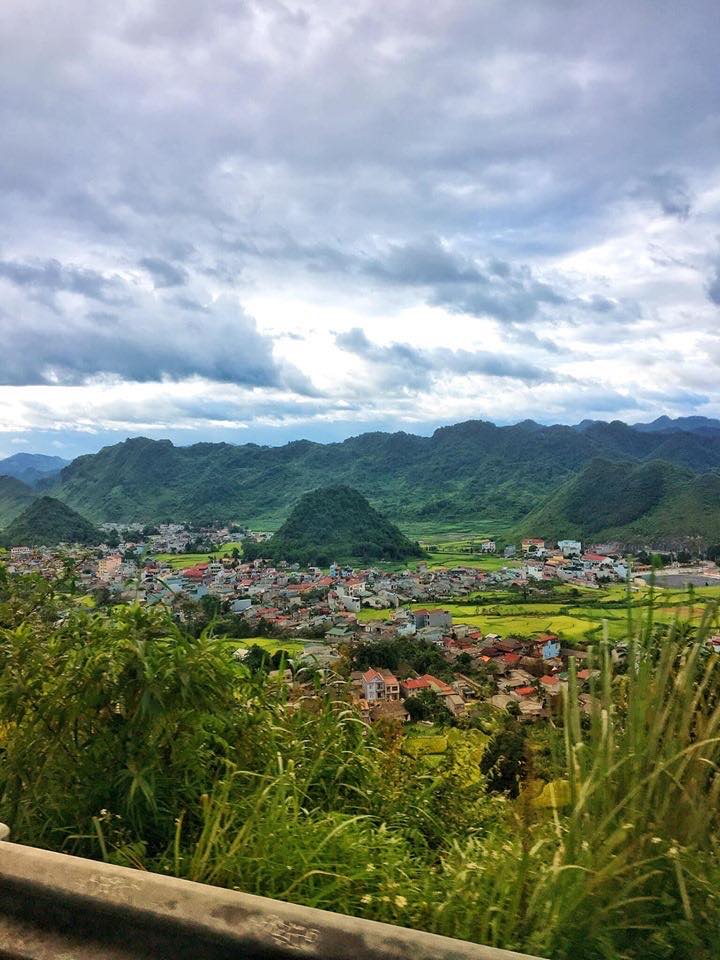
{"left": 642, "top": 173, "right": 693, "bottom": 220}
{"left": 707, "top": 257, "right": 720, "bottom": 306}
{"left": 0, "top": 0, "right": 719, "bottom": 444}
{"left": 336, "top": 327, "right": 558, "bottom": 386}
{"left": 0, "top": 291, "right": 315, "bottom": 392}
{"left": 0, "top": 258, "right": 126, "bottom": 303}
{"left": 139, "top": 256, "right": 188, "bottom": 288}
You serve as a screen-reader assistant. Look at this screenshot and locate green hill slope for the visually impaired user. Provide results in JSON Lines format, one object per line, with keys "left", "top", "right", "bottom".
{"left": 243, "top": 485, "right": 423, "bottom": 565}
{"left": 49, "top": 420, "right": 720, "bottom": 530}
{"left": 520, "top": 459, "right": 720, "bottom": 541}
{"left": 2, "top": 496, "right": 103, "bottom": 547}
{"left": 0, "top": 475, "right": 37, "bottom": 527}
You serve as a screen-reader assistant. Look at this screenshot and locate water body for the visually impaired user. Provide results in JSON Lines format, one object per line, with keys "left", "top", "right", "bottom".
{"left": 642, "top": 573, "right": 720, "bottom": 588}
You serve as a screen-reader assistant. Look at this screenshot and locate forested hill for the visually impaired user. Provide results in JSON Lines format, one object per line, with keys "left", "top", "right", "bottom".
{"left": 520, "top": 459, "right": 720, "bottom": 542}
{"left": 2, "top": 497, "right": 103, "bottom": 547}
{"left": 49, "top": 418, "right": 720, "bottom": 531}
{"left": 0, "top": 476, "right": 36, "bottom": 526}
{"left": 243, "top": 485, "right": 423, "bottom": 565}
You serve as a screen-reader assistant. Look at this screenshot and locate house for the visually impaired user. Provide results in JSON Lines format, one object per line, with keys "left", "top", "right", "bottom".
{"left": 522, "top": 538, "right": 546, "bottom": 555}
{"left": 534, "top": 635, "right": 561, "bottom": 660}
{"left": 558, "top": 540, "right": 582, "bottom": 557}
{"left": 362, "top": 668, "right": 400, "bottom": 701}
{"left": 413, "top": 608, "right": 452, "bottom": 630}
{"left": 370, "top": 700, "right": 410, "bottom": 723}
{"left": 97, "top": 554, "right": 122, "bottom": 580}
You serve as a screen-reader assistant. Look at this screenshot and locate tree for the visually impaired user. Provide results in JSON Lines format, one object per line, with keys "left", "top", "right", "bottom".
{"left": 480, "top": 719, "right": 527, "bottom": 797}
{"left": 404, "top": 689, "right": 452, "bottom": 724}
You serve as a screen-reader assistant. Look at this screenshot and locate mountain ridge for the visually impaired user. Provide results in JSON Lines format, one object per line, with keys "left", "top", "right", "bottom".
{"left": 44, "top": 417, "right": 720, "bottom": 533}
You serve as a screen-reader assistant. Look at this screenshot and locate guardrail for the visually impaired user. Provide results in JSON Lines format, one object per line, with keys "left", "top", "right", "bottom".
{"left": 0, "top": 836, "right": 543, "bottom": 960}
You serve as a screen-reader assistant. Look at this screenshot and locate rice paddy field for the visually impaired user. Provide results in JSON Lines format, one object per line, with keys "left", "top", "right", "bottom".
{"left": 152, "top": 541, "right": 244, "bottom": 569}
{"left": 359, "top": 582, "right": 720, "bottom": 643}
{"left": 222, "top": 636, "right": 305, "bottom": 656}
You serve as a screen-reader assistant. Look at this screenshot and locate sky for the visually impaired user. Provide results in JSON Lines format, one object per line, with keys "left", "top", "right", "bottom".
{"left": 1, "top": 0, "right": 720, "bottom": 460}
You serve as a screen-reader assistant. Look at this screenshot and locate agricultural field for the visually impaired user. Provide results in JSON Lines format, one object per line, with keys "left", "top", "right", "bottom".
{"left": 373, "top": 550, "right": 520, "bottom": 573}
{"left": 358, "top": 583, "right": 720, "bottom": 644}
{"left": 222, "top": 637, "right": 305, "bottom": 656}
{"left": 402, "top": 726, "right": 489, "bottom": 771}
{"left": 152, "top": 541, "right": 244, "bottom": 569}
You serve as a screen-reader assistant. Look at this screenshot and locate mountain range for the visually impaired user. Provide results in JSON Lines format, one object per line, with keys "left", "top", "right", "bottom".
{"left": 0, "top": 453, "right": 69, "bottom": 488}
{"left": 0, "top": 416, "right": 719, "bottom": 544}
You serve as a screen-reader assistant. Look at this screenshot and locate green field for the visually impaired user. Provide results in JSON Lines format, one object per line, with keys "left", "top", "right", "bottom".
{"left": 222, "top": 636, "right": 305, "bottom": 656}
{"left": 153, "top": 541, "right": 244, "bottom": 569}
{"left": 371, "top": 551, "right": 519, "bottom": 573}
{"left": 358, "top": 584, "right": 720, "bottom": 643}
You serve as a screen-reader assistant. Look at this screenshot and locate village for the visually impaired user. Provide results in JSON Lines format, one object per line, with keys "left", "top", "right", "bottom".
{"left": 6, "top": 523, "right": 720, "bottom": 730}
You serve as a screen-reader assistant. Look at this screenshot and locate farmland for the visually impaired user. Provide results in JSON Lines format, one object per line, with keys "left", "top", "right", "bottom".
{"left": 222, "top": 636, "right": 305, "bottom": 656}
{"left": 151, "top": 541, "right": 244, "bottom": 569}
{"left": 358, "top": 583, "right": 720, "bottom": 643}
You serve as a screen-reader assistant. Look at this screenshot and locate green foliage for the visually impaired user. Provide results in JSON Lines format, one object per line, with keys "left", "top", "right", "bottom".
{"left": 0, "top": 476, "right": 36, "bottom": 528}
{"left": 521, "top": 457, "right": 720, "bottom": 541}
{"left": 404, "top": 690, "right": 453, "bottom": 724}
{"left": 3, "top": 568, "right": 720, "bottom": 957}
{"left": 1, "top": 496, "right": 102, "bottom": 546}
{"left": 47, "top": 421, "right": 720, "bottom": 533}
{"left": 351, "top": 636, "right": 454, "bottom": 681}
{"left": 480, "top": 719, "right": 527, "bottom": 796}
{"left": 243, "top": 485, "right": 423, "bottom": 564}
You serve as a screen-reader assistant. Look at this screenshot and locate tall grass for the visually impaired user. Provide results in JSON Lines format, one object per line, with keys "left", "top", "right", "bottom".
{"left": 163, "top": 602, "right": 720, "bottom": 958}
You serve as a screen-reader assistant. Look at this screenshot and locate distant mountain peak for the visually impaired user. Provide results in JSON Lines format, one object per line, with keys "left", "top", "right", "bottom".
{"left": 632, "top": 415, "right": 720, "bottom": 435}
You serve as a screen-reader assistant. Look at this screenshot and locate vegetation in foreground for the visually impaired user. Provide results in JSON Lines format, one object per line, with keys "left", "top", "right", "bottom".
{"left": 1, "top": 568, "right": 720, "bottom": 958}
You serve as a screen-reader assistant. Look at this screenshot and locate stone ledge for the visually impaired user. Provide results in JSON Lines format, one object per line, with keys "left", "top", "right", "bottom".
{"left": 0, "top": 840, "right": 543, "bottom": 960}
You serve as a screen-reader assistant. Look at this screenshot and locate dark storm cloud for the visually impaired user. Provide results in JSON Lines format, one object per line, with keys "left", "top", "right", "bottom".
{"left": 336, "top": 327, "right": 557, "bottom": 386}
{"left": 139, "top": 257, "right": 188, "bottom": 288}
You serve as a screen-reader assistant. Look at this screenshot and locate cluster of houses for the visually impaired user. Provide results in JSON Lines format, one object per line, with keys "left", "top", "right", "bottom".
{"left": 6, "top": 526, "right": 720, "bottom": 727}
{"left": 344, "top": 608, "right": 603, "bottom": 725}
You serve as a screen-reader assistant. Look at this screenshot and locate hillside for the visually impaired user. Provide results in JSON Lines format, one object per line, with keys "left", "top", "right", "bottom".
{"left": 0, "top": 476, "right": 36, "bottom": 527}
{"left": 49, "top": 419, "right": 720, "bottom": 531}
{"left": 520, "top": 459, "right": 720, "bottom": 542}
{"left": 0, "top": 453, "right": 68, "bottom": 488}
{"left": 242, "top": 485, "right": 423, "bottom": 565}
{"left": 2, "top": 496, "right": 103, "bottom": 547}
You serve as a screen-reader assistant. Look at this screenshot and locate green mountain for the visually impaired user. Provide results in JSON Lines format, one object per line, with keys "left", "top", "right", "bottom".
{"left": 0, "top": 475, "right": 36, "bottom": 527}
{"left": 242, "top": 485, "right": 423, "bottom": 565}
{"left": 520, "top": 459, "right": 720, "bottom": 542}
{"left": 2, "top": 496, "right": 103, "bottom": 547}
{"left": 49, "top": 420, "right": 720, "bottom": 532}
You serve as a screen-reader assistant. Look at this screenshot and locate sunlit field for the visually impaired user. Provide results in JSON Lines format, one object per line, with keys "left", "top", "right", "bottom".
{"left": 152, "top": 541, "right": 244, "bottom": 569}
{"left": 358, "top": 584, "right": 720, "bottom": 643}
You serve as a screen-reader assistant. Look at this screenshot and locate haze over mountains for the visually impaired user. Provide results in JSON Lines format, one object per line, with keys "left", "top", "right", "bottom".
{"left": 0, "top": 415, "right": 717, "bottom": 544}
{"left": 0, "top": 453, "right": 69, "bottom": 488}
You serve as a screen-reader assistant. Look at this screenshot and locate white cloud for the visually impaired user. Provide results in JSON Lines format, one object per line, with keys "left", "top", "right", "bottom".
{"left": 1, "top": 0, "right": 719, "bottom": 451}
